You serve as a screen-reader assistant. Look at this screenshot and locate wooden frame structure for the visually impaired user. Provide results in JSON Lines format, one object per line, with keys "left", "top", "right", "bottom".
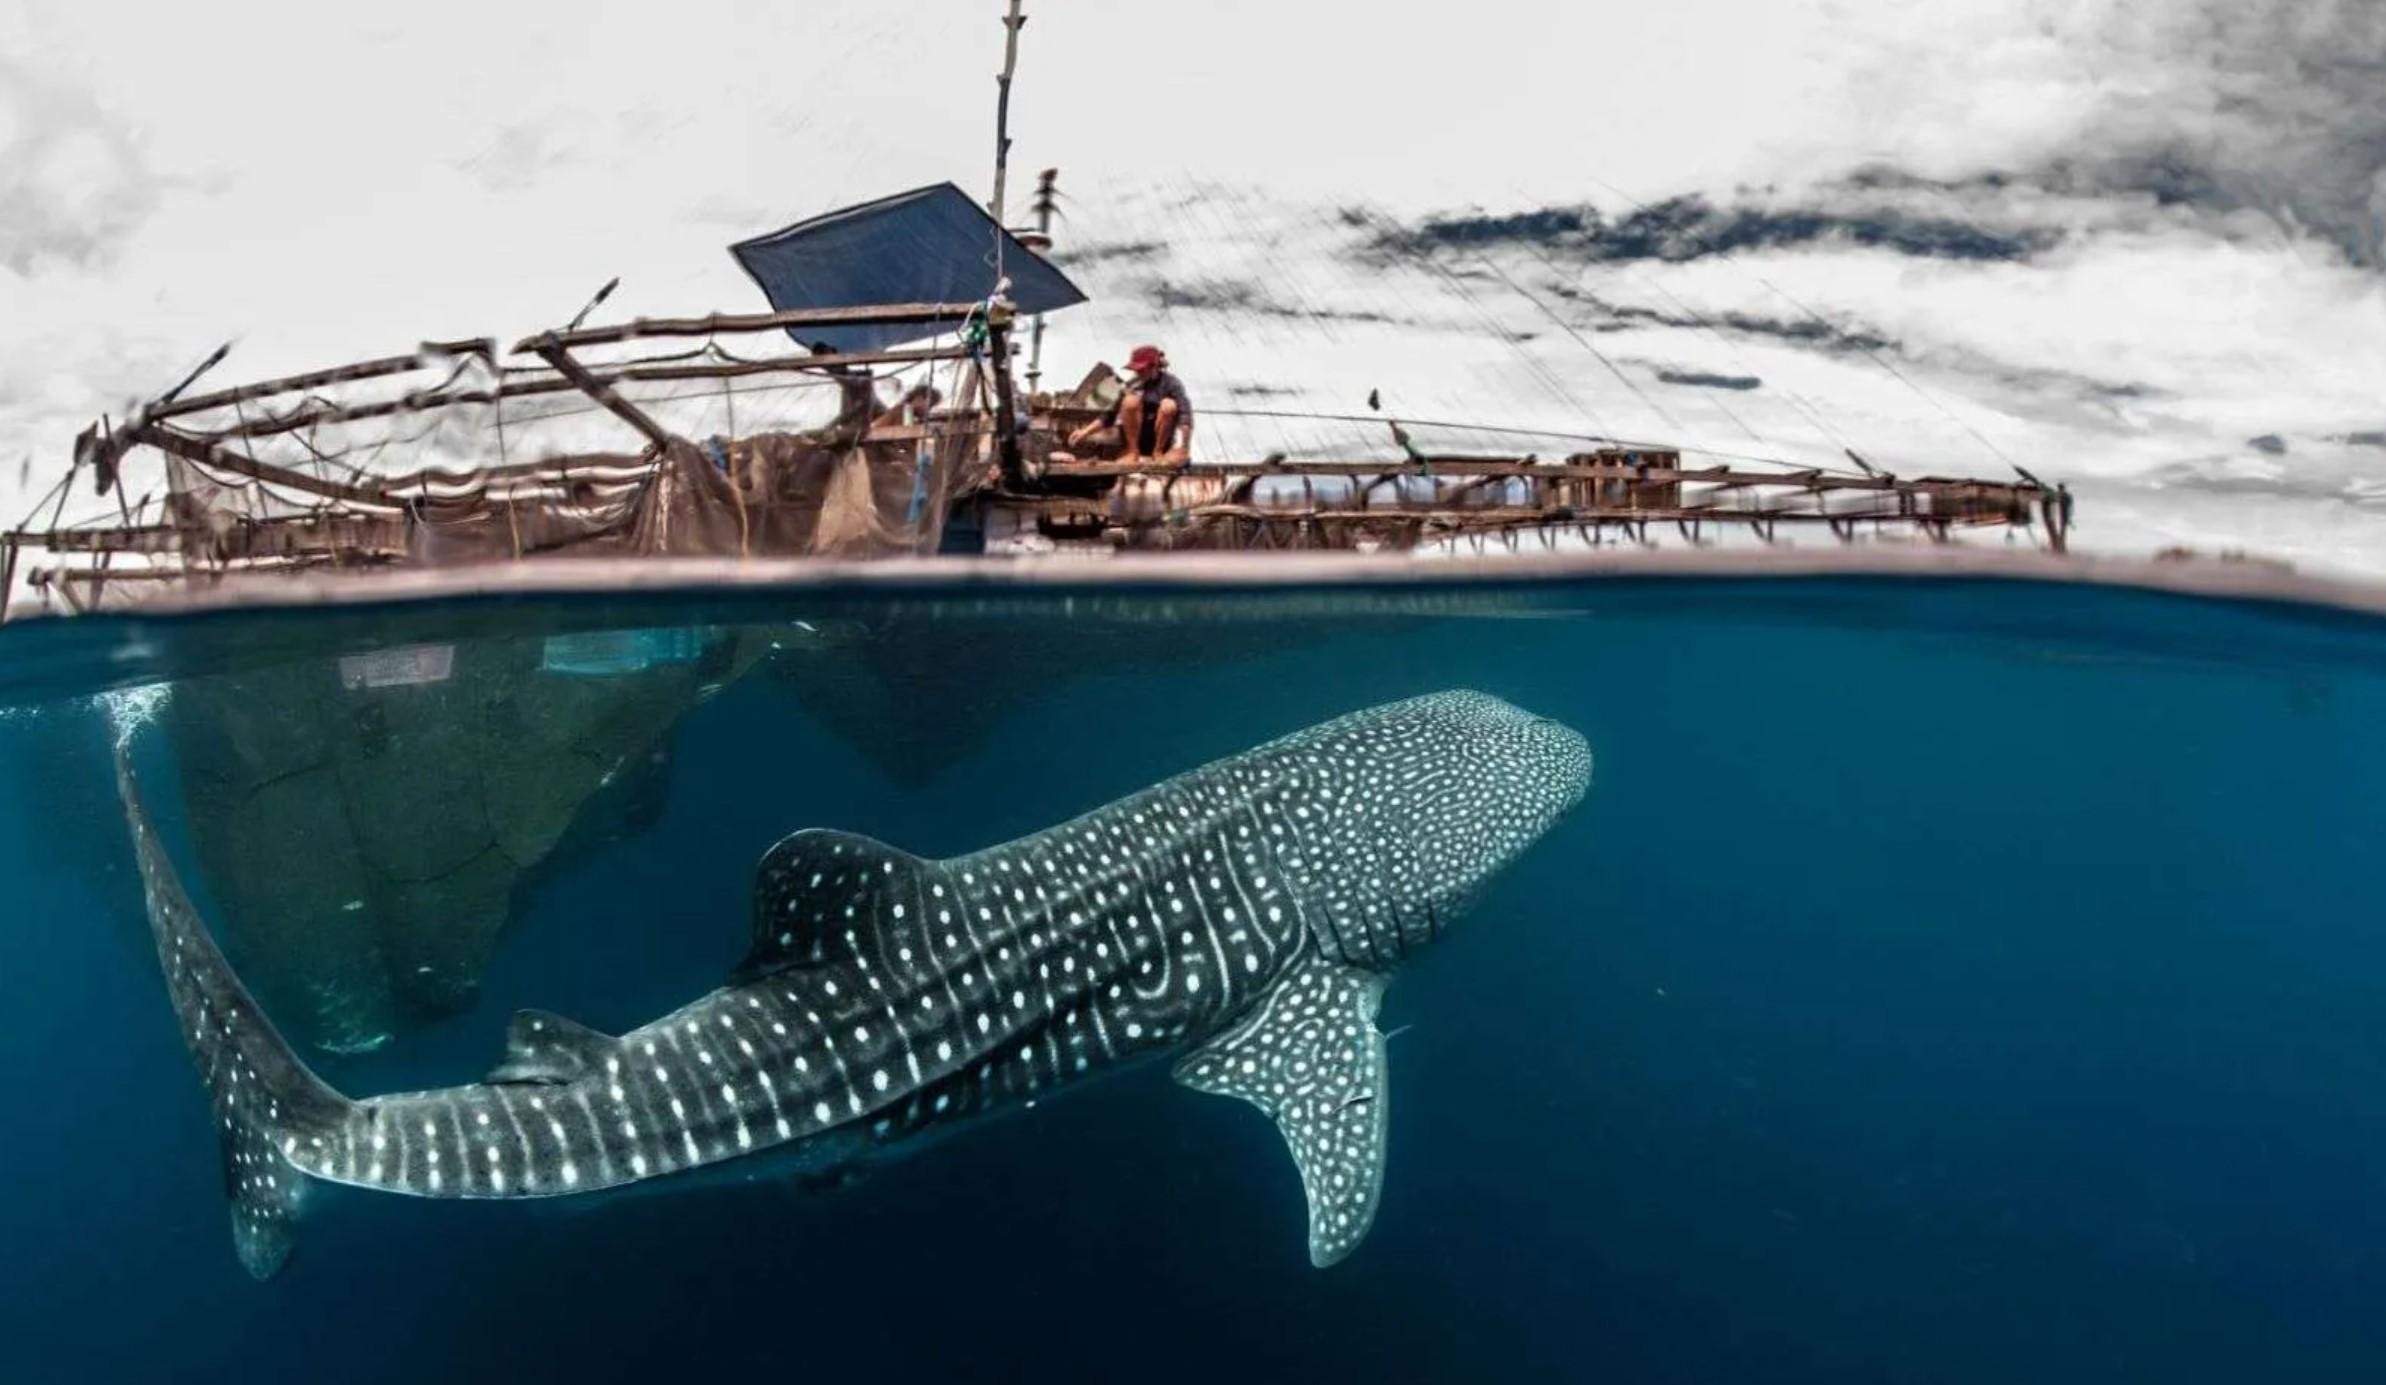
{"left": 0, "top": 8, "right": 2074, "bottom": 619}
{"left": 3, "top": 301, "right": 1001, "bottom": 614}
{"left": 998, "top": 450, "right": 2066, "bottom": 554}
{"left": 2, "top": 292, "right": 2072, "bottom": 618}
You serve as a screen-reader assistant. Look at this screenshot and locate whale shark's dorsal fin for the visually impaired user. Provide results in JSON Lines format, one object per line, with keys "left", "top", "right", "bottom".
{"left": 740, "top": 828, "right": 932, "bottom": 983}
{"left": 1174, "top": 954, "right": 1391, "bottom": 1267}
{"left": 486, "top": 1009, "right": 617, "bottom": 1086}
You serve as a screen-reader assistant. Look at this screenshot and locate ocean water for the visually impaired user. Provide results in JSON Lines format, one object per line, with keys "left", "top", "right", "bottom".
{"left": 2, "top": 575, "right": 2383, "bottom": 1383}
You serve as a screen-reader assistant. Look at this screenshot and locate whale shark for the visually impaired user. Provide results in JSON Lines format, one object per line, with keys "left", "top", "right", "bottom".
{"left": 119, "top": 690, "right": 1590, "bottom": 1279}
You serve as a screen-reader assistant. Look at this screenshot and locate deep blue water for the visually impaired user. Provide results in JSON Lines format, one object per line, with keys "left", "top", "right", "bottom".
{"left": 2, "top": 576, "right": 2384, "bottom": 1383}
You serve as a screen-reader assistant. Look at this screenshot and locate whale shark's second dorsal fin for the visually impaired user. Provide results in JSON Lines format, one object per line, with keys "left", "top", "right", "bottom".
{"left": 1174, "top": 954, "right": 1392, "bottom": 1267}
{"left": 487, "top": 1009, "right": 617, "bottom": 1086}
{"left": 740, "top": 828, "right": 932, "bottom": 983}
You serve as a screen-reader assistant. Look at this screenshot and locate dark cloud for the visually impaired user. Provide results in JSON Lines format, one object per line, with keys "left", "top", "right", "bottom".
{"left": 2032, "top": 2, "right": 2386, "bottom": 267}
{"left": 2247, "top": 434, "right": 2289, "bottom": 456}
{"left": 1139, "top": 275, "right": 1400, "bottom": 325}
{"left": 1545, "top": 283, "right": 1898, "bottom": 354}
{"left": 2147, "top": 458, "right": 2386, "bottom": 509}
{"left": 1369, "top": 193, "right": 2054, "bottom": 266}
{"left": 1051, "top": 238, "right": 1167, "bottom": 268}
{"left": 1348, "top": 0, "right": 2385, "bottom": 309}
{"left": 1655, "top": 369, "right": 1763, "bottom": 391}
{"left": 1146, "top": 277, "right": 1262, "bottom": 312}
{"left": 1828, "top": 6, "right": 2384, "bottom": 268}
{"left": 1393, "top": 207, "right": 1591, "bottom": 249}
{"left": 2332, "top": 431, "right": 2386, "bottom": 449}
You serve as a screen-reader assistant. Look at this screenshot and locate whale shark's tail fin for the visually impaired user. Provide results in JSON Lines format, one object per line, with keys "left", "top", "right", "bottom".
{"left": 114, "top": 750, "right": 353, "bottom": 1279}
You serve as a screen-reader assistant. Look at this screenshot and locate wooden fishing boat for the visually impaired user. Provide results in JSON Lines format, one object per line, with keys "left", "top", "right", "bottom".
{"left": 0, "top": 3, "right": 2070, "bottom": 620}
{"left": 0, "top": 201, "right": 2068, "bottom": 620}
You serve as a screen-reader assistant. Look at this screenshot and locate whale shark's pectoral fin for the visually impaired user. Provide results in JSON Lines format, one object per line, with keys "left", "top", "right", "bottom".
{"left": 486, "top": 1009, "right": 616, "bottom": 1086}
{"left": 1174, "top": 955, "right": 1391, "bottom": 1267}
{"left": 737, "top": 829, "right": 933, "bottom": 983}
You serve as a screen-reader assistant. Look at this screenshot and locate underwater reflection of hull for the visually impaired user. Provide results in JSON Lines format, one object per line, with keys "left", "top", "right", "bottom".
{"left": 164, "top": 629, "right": 760, "bottom": 1053}
{"left": 765, "top": 612, "right": 1338, "bottom": 784}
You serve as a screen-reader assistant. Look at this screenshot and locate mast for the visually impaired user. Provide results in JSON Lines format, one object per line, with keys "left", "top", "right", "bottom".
{"left": 1024, "top": 168, "right": 1060, "bottom": 393}
{"left": 990, "top": 0, "right": 1025, "bottom": 227}
{"left": 987, "top": 1, "right": 1029, "bottom": 481}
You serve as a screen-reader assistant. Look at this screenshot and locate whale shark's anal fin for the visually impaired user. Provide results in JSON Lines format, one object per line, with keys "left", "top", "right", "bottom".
{"left": 486, "top": 1009, "right": 617, "bottom": 1086}
{"left": 739, "top": 829, "right": 933, "bottom": 983}
{"left": 1174, "top": 954, "right": 1391, "bottom": 1267}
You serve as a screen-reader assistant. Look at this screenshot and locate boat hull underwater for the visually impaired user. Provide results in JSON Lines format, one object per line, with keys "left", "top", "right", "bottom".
{"left": 119, "top": 690, "right": 1591, "bottom": 1278}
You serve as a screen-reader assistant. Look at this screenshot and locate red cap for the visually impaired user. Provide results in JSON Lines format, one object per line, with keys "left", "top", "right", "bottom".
{"left": 1126, "top": 345, "right": 1165, "bottom": 374}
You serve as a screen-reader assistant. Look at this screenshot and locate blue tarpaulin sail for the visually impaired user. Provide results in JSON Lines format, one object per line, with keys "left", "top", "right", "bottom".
{"left": 729, "top": 183, "right": 1087, "bottom": 354}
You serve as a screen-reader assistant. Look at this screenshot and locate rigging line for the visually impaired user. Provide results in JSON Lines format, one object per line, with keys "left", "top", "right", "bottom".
{"left": 169, "top": 462, "right": 351, "bottom": 516}
{"left": 1362, "top": 247, "right": 1583, "bottom": 446}
{"left": 12, "top": 464, "right": 71, "bottom": 533}
{"left": 1501, "top": 179, "right": 1850, "bottom": 459}
{"left": 1464, "top": 247, "right": 1689, "bottom": 439}
{"left": 1603, "top": 260, "right": 1860, "bottom": 459}
{"left": 501, "top": 373, "right": 831, "bottom": 424}
{"left": 473, "top": 368, "right": 903, "bottom": 435}
{"left": 1587, "top": 249, "right": 1862, "bottom": 458}
{"left": 1356, "top": 201, "right": 1618, "bottom": 445}
{"left": 1178, "top": 172, "right": 1327, "bottom": 462}
{"left": 1144, "top": 168, "right": 1260, "bottom": 460}
{"left": 1745, "top": 265, "right": 2022, "bottom": 470}
{"left": 1491, "top": 198, "right": 1767, "bottom": 451}
{"left": 1254, "top": 188, "right": 1367, "bottom": 368}
{"left": 1198, "top": 407, "right": 1851, "bottom": 472}
{"left": 1579, "top": 172, "right": 2021, "bottom": 471}
{"left": 1402, "top": 231, "right": 1620, "bottom": 448}
{"left": 1204, "top": 407, "right": 1612, "bottom": 446}
{"left": 231, "top": 353, "right": 485, "bottom": 434}
{"left": 281, "top": 425, "right": 369, "bottom": 481}
{"left": 226, "top": 396, "right": 376, "bottom": 506}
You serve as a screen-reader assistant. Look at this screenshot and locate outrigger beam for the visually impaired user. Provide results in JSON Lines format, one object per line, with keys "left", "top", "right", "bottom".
{"left": 157, "top": 340, "right": 496, "bottom": 421}
{"left": 202, "top": 345, "right": 966, "bottom": 443}
{"left": 527, "top": 337, "right": 676, "bottom": 450}
{"left": 516, "top": 302, "right": 981, "bottom": 353}
{"left": 130, "top": 424, "right": 401, "bottom": 509}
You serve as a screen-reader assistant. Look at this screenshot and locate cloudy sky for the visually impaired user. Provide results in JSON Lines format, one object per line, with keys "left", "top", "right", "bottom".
{"left": 2, "top": 0, "right": 2381, "bottom": 576}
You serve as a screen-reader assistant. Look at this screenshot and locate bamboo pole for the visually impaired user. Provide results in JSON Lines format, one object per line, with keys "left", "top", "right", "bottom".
{"left": 157, "top": 341, "right": 494, "bottom": 420}
{"left": 1016, "top": 500, "right": 2029, "bottom": 531}
{"left": 1031, "top": 457, "right": 2046, "bottom": 504}
{"left": 991, "top": 0, "right": 1025, "bottom": 225}
{"left": 1025, "top": 168, "right": 1058, "bottom": 392}
{"left": 517, "top": 303, "right": 978, "bottom": 354}
{"left": 5, "top": 512, "right": 412, "bottom": 555}
{"left": 206, "top": 344, "right": 966, "bottom": 442}
{"left": 130, "top": 424, "right": 399, "bottom": 509}
{"left": 527, "top": 339, "right": 675, "bottom": 449}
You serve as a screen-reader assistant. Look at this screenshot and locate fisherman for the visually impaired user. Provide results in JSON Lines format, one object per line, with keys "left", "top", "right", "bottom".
{"left": 1070, "top": 344, "right": 1193, "bottom": 464}
{"left": 873, "top": 383, "right": 943, "bottom": 431}
{"left": 809, "top": 341, "right": 880, "bottom": 444}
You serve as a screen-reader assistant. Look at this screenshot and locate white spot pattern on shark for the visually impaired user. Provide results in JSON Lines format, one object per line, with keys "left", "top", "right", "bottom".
{"left": 116, "top": 691, "right": 1589, "bottom": 1279}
